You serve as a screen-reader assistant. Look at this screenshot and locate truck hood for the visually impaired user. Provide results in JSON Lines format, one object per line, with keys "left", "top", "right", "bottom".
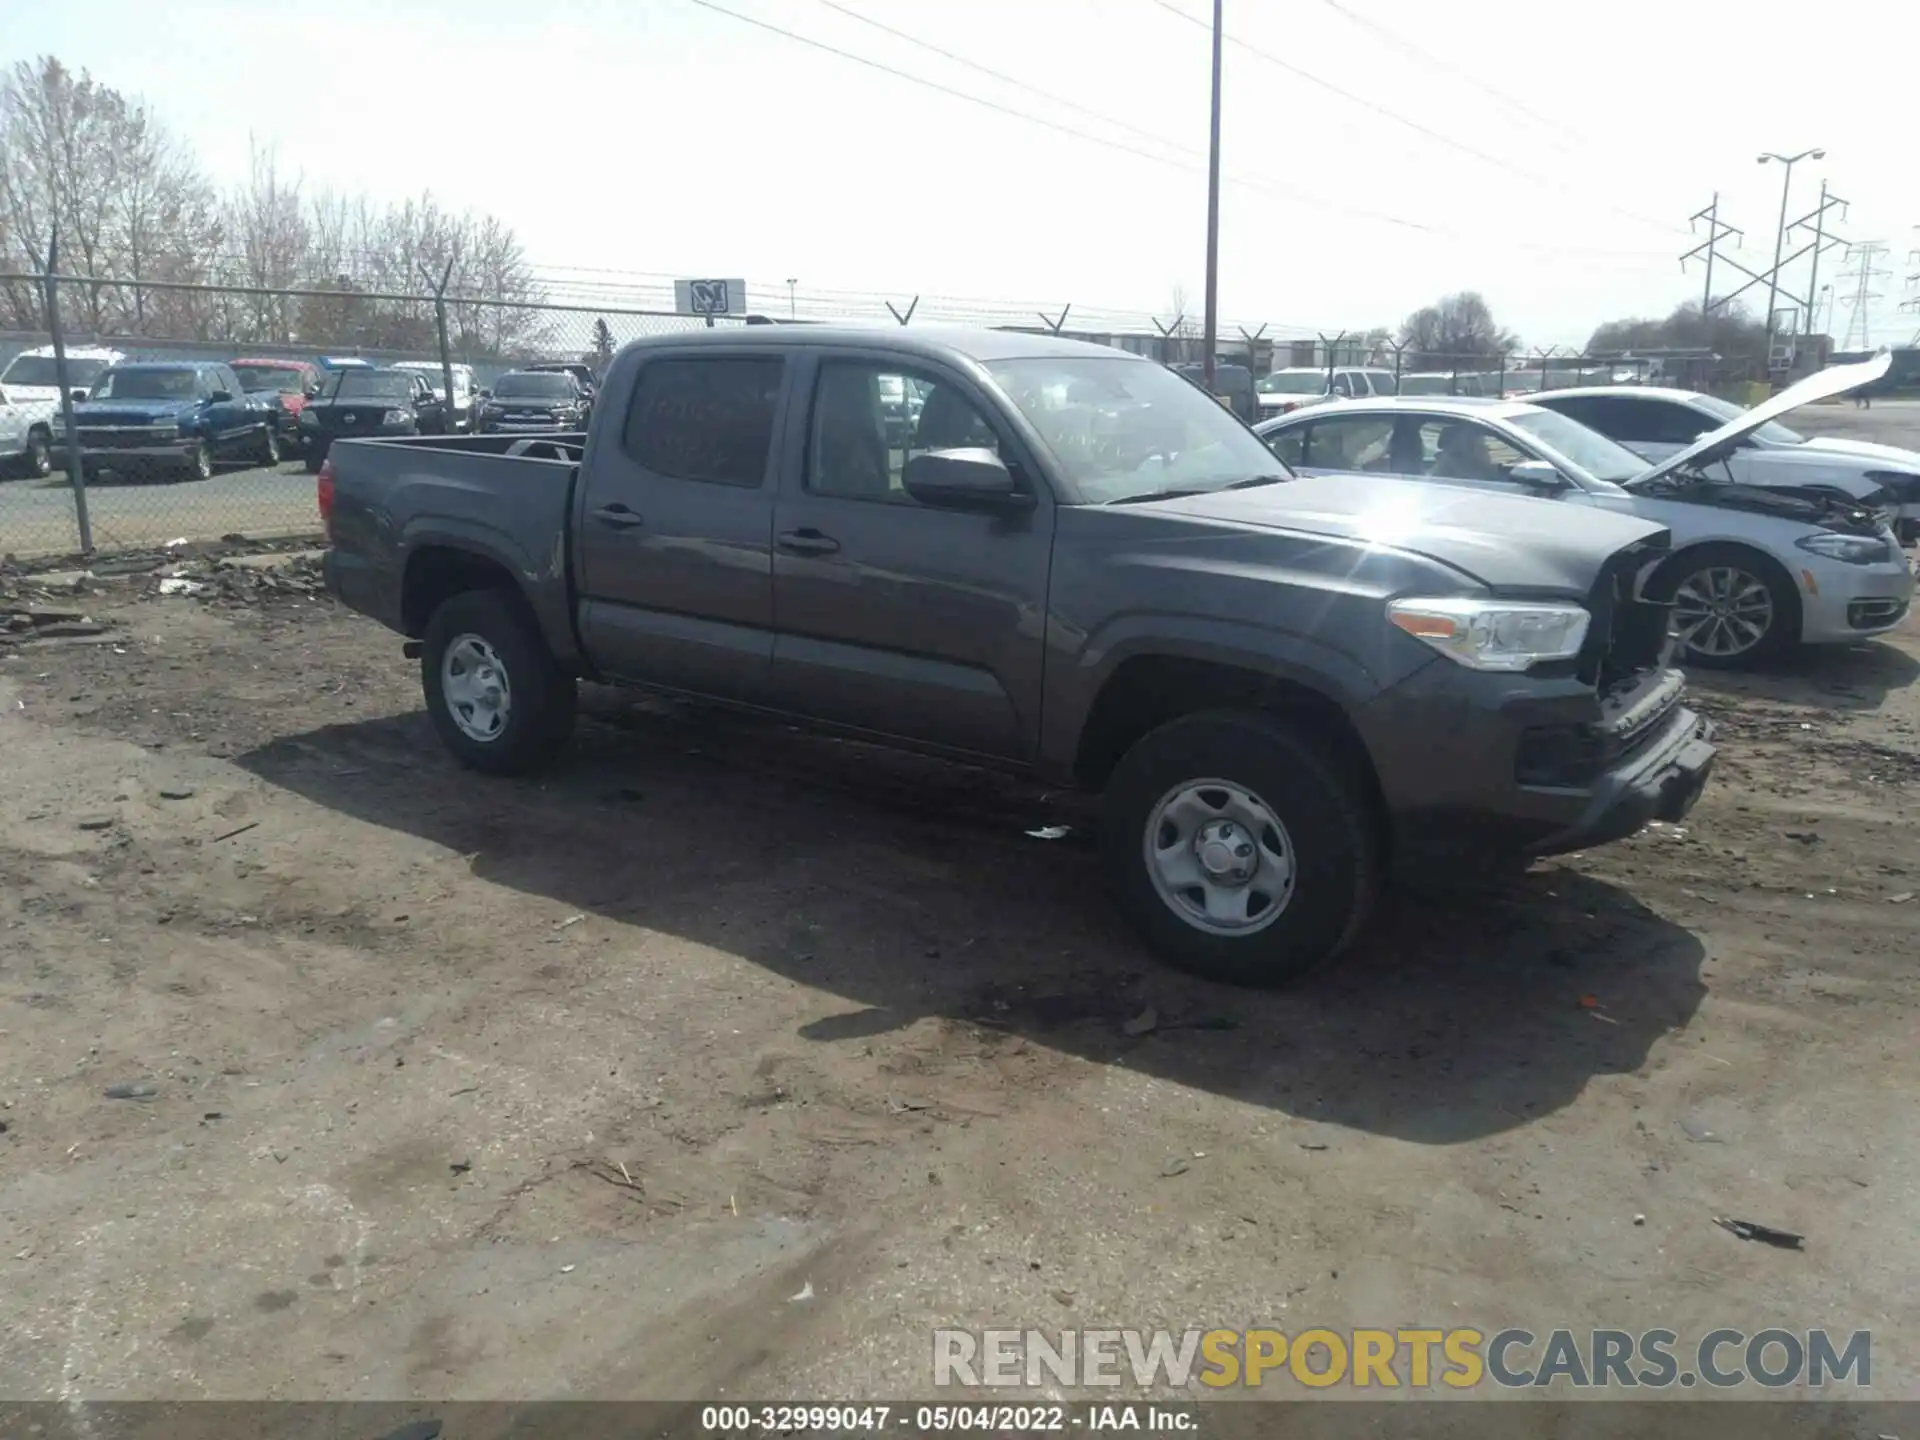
{"left": 1148, "top": 471, "right": 1670, "bottom": 593}
{"left": 1628, "top": 351, "right": 1894, "bottom": 488}
{"left": 68, "top": 398, "right": 197, "bottom": 425}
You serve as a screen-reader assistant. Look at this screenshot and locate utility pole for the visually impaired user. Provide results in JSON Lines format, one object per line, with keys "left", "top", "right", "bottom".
{"left": 785, "top": 278, "right": 797, "bottom": 319}
{"left": 1835, "top": 242, "right": 1889, "bottom": 351}
{"left": 1682, "top": 194, "right": 1743, "bottom": 314}
{"left": 1201, "top": 0, "right": 1223, "bottom": 391}
{"left": 1757, "top": 148, "right": 1824, "bottom": 365}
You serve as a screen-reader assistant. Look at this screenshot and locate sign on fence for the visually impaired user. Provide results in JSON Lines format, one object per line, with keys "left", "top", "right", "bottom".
{"left": 673, "top": 278, "right": 747, "bottom": 317}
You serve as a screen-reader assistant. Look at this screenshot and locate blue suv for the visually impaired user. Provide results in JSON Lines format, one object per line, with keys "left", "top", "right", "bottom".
{"left": 52, "top": 361, "right": 282, "bottom": 482}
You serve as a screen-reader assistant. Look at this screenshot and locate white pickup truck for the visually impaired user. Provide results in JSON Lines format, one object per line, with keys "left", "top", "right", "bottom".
{"left": 0, "top": 345, "right": 126, "bottom": 479}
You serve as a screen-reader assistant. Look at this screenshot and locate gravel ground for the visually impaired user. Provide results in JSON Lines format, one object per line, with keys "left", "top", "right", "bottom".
{"left": 0, "top": 554, "right": 1915, "bottom": 1416}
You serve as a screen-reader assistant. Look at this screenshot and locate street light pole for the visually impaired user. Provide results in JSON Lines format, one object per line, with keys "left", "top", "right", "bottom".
{"left": 1201, "top": 0, "right": 1223, "bottom": 391}
{"left": 1758, "top": 147, "right": 1824, "bottom": 367}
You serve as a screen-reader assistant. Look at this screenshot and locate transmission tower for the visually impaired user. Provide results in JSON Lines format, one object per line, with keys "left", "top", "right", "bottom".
{"left": 1835, "top": 241, "right": 1889, "bottom": 350}
{"left": 1680, "top": 194, "right": 1744, "bottom": 313}
{"left": 1905, "top": 229, "right": 1920, "bottom": 343}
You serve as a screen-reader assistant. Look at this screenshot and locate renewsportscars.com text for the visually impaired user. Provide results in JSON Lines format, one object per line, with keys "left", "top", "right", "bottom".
{"left": 933, "top": 1327, "right": 1872, "bottom": 1390}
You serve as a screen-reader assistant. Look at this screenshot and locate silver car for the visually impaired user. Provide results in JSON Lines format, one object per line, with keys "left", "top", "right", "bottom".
{"left": 1254, "top": 355, "right": 1911, "bottom": 668}
{"left": 1529, "top": 382, "right": 1920, "bottom": 543}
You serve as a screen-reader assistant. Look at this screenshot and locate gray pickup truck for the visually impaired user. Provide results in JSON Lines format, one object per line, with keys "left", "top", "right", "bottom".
{"left": 321, "top": 326, "right": 1715, "bottom": 985}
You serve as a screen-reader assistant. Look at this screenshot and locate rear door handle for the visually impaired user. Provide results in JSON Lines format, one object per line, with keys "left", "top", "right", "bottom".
{"left": 777, "top": 529, "right": 840, "bottom": 556}
{"left": 591, "top": 504, "right": 645, "bottom": 529}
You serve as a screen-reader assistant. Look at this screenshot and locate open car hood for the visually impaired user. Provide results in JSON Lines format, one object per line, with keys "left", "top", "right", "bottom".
{"left": 1627, "top": 351, "right": 1893, "bottom": 489}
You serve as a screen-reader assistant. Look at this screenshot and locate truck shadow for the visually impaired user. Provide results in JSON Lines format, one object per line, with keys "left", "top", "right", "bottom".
{"left": 233, "top": 689, "right": 1706, "bottom": 1146}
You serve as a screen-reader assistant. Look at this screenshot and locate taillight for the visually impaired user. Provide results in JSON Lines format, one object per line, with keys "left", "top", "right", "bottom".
{"left": 316, "top": 458, "right": 335, "bottom": 534}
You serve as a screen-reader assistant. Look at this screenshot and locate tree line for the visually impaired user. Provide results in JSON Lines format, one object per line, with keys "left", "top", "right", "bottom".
{"left": 0, "top": 56, "right": 553, "bottom": 358}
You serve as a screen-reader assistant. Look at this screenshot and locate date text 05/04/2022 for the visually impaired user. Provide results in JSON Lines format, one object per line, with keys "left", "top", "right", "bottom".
{"left": 699, "top": 1403, "right": 1196, "bottom": 1433}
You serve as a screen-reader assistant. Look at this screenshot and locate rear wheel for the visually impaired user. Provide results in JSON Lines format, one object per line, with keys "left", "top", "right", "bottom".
{"left": 1101, "top": 710, "right": 1380, "bottom": 987}
{"left": 421, "top": 588, "right": 576, "bottom": 775}
{"left": 1664, "top": 544, "right": 1799, "bottom": 669}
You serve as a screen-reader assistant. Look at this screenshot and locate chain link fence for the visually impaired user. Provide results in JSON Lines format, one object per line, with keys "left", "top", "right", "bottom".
{"left": 0, "top": 273, "right": 756, "bottom": 561}
{"left": 0, "top": 272, "right": 1777, "bottom": 561}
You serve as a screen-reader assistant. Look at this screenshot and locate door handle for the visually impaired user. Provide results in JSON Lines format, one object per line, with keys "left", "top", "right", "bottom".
{"left": 777, "top": 529, "right": 840, "bottom": 556}
{"left": 591, "top": 504, "right": 645, "bottom": 529}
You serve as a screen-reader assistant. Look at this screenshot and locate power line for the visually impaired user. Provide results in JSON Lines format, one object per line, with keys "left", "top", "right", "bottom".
{"left": 1145, "top": 0, "right": 1688, "bottom": 238}
{"left": 682, "top": 0, "right": 1668, "bottom": 257}
{"left": 1312, "top": 0, "right": 1589, "bottom": 146}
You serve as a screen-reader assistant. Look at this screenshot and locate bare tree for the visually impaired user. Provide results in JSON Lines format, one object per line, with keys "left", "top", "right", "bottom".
{"left": 1397, "top": 291, "right": 1519, "bottom": 369}
{"left": 225, "top": 139, "right": 309, "bottom": 342}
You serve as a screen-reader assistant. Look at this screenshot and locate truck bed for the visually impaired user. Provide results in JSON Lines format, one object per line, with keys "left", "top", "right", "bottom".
{"left": 321, "top": 432, "right": 587, "bottom": 657}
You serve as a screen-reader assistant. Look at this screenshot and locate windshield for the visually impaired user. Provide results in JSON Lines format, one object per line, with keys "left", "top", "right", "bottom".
{"left": 1689, "top": 392, "right": 1806, "bottom": 445}
{"left": 989, "top": 356, "right": 1288, "bottom": 503}
{"left": 232, "top": 363, "right": 307, "bottom": 394}
{"left": 325, "top": 371, "right": 414, "bottom": 401}
{"left": 1256, "top": 371, "right": 1326, "bottom": 395}
{"left": 92, "top": 368, "right": 199, "bottom": 401}
{"left": 493, "top": 373, "right": 575, "bottom": 399}
{"left": 2, "top": 354, "right": 114, "bottom": 388}
{"left": 1508, "top": 409, "right": 1649, "bottom": 485}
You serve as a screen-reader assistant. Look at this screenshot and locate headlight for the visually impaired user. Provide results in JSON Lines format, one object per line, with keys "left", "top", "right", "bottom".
{"left": 381, "top": 408, "right": 412, "bottom": 425}
{"left": 1795, "top": 532, "right": 1892, "bottom": 565}
{"left": 298, "top": 410, "right": 319, "bottom": 427}
{"left": 1386, "top": 596, "right": 1590, "bottom": 671}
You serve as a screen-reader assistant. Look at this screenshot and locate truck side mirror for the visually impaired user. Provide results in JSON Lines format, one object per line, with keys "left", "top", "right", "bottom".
{"left": 903, "top": 447, "right": 1032, "bottom": 511}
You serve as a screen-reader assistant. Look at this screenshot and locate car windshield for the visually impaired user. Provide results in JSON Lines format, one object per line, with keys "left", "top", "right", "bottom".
{"left": 233, "top": 364, "right": 306, "bottom": 394}
{"left": 1256, "top": 371, "right": 1326, "bottom": 395}
{"left": 1507, "top": 409, "right": 1649, "bottom": 485}
{"left": 989, "top": 356, "right": 1289, "bottom": 503}
{"left": 326, "top": 371, "right": 414, "bottom": 400}
{"left": 494, "top": 373, "right": 575, "bottom": 399}
{"left": 92, "top": 368, "right": 199, "bottom": 400}
{"left": 1689, "top": 392, "right": 1806, "bottom": 446}
{"left": 2, "top": 355, "right": 114, "bottom": 388}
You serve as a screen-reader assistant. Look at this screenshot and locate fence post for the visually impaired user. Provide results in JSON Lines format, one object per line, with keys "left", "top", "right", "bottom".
{"left": 43, "top": 226, "right": 93, "bottom": 556}
{"left": 885, "top": 297, "right": 919, "bottom": 326}
{"left": 422, "top": 258, "right": 457, "bottom": 431}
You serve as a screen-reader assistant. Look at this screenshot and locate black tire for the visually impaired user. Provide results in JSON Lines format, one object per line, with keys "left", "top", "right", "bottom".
{"left": 182, "top": 441, "right": 212, "bottom": 482}
{"left": 258, "top": 424, "right": 282, "bottom": 466}
{"left": 1659, "top": 543, "right": 1799, "bottom": 670}
{"left": 304, "top": 451, "right": 325, "bottom": 474}
{"left": 1100, "top": 709, "right": 1381, "bottom": 987}
{"left": 11, "top": 428, "right": 52, "bottom": 480}
{"left": 421, "top": 588, "right": 576, "bottom": 775}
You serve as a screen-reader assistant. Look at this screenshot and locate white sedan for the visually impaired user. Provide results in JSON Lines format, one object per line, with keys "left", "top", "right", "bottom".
{"left": 1528, "top": 382, "right": 1920, "bottom": 544}
{"left": 1253, "top": 355, "right": 1912, "bottom": 668}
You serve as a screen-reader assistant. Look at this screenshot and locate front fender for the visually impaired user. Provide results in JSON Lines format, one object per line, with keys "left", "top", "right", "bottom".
{"left": 1038, "top": 612, "right": 1389, "bottom": 776}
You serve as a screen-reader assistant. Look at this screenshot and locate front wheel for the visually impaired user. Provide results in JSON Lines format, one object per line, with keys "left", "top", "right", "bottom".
{"left": 257, "top": 424, "right": 282, "bottom": 465}
{"left": 9, "top": 429, "right": 53, "bottom": 480}
{"left": 1101, "top": 710, "right": 1381, "bottom": 987}
{"left": 182, "top": 441, "right": 213, "bottom": 482}
{"left": 304, "top": 450, "right": 325, "bottom": 474}
{"left": 1665, "top": 544, "right": 1798, "bottom": 670}
{"left": 421, "top": 589, "right": 577, "bottom": 775}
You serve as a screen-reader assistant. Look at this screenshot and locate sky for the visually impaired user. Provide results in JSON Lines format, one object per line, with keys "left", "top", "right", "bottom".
{"left": 7, "top": 0, "right": 1917, "bottom": 348}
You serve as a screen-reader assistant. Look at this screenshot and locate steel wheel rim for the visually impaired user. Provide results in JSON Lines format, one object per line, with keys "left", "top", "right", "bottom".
{"left": 192, "top": 445, "right": 211, "bottom": 480}
{"left": 441, "top": 633, "right": 512, "bottom": 743}
{"left": 30, "top": 435, "right": 50, "bottom": 476}
{"left": 1143, "top": 777, "right": 1295, "bottom": 936}
{"left": 1673, "top": 565, "right": 1773, "bottom": 657}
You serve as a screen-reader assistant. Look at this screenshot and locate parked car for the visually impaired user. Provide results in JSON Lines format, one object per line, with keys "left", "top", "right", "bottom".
{"left": 522, "top": 361, "right": 598, "bottom": 401}
{"left": 232, "top": 358, "right": 321, "bottom": 450}
{"left": 320, "top": 325, "right": 1714, "bottom": 986}
{"left": 392, "top": 361, "right": 479, "bottom": 433}
{"left": 298, "top": 367, "right": 447, "bottom": 471}
{"left": 314, "top": 355, "right": 375, "bottom": 375}
{"left": 1529, "top": 382, "right": 1920, "bottom": 544}
{"left": 1254, "top": 366, "right": 1394, "bottom": 418}
{"left": 51, "top": 361, "right": 282, "bottom": 481}
{"left": 1253, "top": 354, "right": 1909, "bottom": 669}
{"left": 0, "top": 389, "right": 56, "bottom": 479}
{"left": 474, "top": 370, "right": 590, "bottom": 433}
{"left": 1171, "top": 362, "right": 1257, "bottom": 423}
{"left": 0, "top": 344, "right": 124, "bottom": 405}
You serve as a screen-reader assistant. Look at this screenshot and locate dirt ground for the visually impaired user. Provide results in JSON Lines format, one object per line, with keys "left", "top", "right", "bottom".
{"left": 0, "top": 545, "right": 1917, "bottom": 1411}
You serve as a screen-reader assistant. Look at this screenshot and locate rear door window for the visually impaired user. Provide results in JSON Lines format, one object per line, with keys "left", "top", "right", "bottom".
{"left": 621, "top": 357, "right": 784, "bottom": 487}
